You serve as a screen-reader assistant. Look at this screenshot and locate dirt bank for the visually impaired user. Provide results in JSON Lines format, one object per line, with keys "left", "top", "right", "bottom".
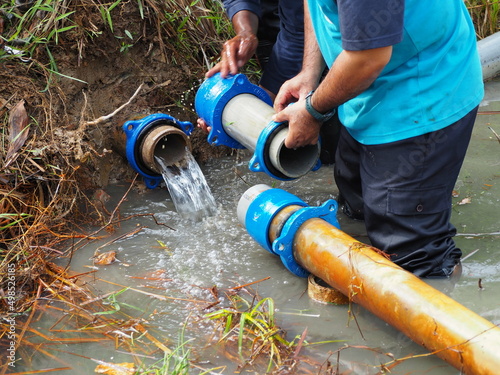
{"left": 0, "top": 0, "right": 232, "bottom": 316}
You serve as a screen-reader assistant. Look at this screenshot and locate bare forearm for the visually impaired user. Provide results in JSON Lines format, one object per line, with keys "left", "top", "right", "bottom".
{"left": 232, "top": 10, "right": 259, "bottom": 36}
{"left": 311, "top": 47, "right": 392, "bottom": 113}
{"left": 301, "top": 0, "right": 325, "bottom": 84}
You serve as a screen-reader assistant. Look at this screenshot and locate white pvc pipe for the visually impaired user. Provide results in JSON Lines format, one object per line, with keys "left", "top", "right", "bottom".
{"left": 236, "top": 184, "right": 271, "bottom": 226}
{"left": 478, "top": 31, "right": 500, "bottom": 81}
{"left": 222, "top": 94, "right": 274, "bottom": 150}
{"left": 222, "top": 94, "right": 320, "bottom": 179}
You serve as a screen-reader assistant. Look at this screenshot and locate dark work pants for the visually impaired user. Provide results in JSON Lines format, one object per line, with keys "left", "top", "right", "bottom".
{"left": 256, "top": 0, "right": 304, "bottom": 95}
{"left": 334, "top": 107, "right": 478, "bottom": 277}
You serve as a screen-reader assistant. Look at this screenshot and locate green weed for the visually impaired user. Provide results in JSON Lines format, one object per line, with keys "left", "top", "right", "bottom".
{"left": 93, "top": 288, "right": 145, "bottom": 316}
{"left": 135, "top": 319, "right": 222, "bottom": 375}
{"left": 205, "top": 295, "right": 296, "bottom": 373}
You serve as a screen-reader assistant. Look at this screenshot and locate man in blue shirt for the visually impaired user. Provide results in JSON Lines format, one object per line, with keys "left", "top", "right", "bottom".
{"left": 273, "top": 0, "right": 484, "bottom": 278}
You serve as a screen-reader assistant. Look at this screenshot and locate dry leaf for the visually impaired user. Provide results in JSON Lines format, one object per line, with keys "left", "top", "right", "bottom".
{"left": 5, "top": 100, "right": 30, "bottom": 167}
{"left": 458, "top": 197, "right": 472, "bottom": 205}
{"left": 93, "top": 251, "right": 117, "bottom": 265}
{"left": 95, "top": 362, "right": 135, "bottom": 375}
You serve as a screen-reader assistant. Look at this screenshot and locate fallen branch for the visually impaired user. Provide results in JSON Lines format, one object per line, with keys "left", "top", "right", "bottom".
{"left": 78, "top": 83, "right": 144, "bottom": 131}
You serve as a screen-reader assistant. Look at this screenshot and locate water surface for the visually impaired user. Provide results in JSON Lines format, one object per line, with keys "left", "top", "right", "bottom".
{"left": 16, "top": 81, "right": 500, "bottom": 375}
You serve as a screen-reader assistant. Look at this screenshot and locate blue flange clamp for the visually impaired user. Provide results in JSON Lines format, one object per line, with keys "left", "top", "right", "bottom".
{"left": 194, "top": 72, "right": 272, "bottom": 149}
{"left": 249, "top": 121, "right": 322, "bottom": 181}
{"left": 272, "top": 200, "right": 340, "bottom": 277}
{"left": 242, "top": 185, "right": 340, "bottom": 277}
{"left": 244, "top": 188, "right": 307, "bottom": 254}
{"left": 123, "top": 113, "right": 193, "bottom": 189}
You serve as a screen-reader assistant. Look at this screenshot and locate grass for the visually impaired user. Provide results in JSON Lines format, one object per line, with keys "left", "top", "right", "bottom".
{"left": 204, "top": 293, "right": 343, "bottom": 373}
{"left": 1, "top": 0, "right": 80, "bottom": 87}
{"left": 465, "top": 0, "right": 500, "bottom": 38}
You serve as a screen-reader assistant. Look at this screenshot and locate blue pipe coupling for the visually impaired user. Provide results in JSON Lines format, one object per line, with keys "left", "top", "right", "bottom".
{"left": 122, "top": 113, "right": 194, "bottom": 189}
{"left": 195, "top": 73, "right": 321, "bottom": 180}
{"left": 237, "top": 184, "right": 340, "bottom": 277}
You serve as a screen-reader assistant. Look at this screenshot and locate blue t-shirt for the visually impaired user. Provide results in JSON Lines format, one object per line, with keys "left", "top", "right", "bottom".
{"left": 308, "top": 0, "right": 484, "bottom": 145}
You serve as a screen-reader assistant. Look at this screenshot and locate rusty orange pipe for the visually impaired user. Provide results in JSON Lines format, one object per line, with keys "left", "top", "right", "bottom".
{"left": 269, "top": 205, "right": 500, "bottom": 374}
{"left": 239, "top": 185, "right": 500, "bottom": 375}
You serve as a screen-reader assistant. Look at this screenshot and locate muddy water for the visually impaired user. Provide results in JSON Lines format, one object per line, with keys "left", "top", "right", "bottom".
{"left": 19, "top": 81, "right": 500, "bottom": 374}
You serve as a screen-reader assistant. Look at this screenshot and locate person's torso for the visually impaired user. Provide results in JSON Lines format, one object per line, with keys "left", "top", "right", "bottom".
{"left": 308, "top": 0, "right": 484, "bottom": 144}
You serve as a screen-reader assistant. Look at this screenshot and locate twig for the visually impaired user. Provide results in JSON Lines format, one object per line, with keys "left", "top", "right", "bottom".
{"left": 462, "top": 248, "right": 480, "bottom": 261}
{"left": 478, "top": 110, "right": 500, "bottom": 115}
{"left": 488, "top": 126, "right": 500, "bottom": 144}
{"left": 230, "top": 276, "right": 271, "bottom": 291}
{"left": 79, "top": 83, "right": 144, "bottom": 130}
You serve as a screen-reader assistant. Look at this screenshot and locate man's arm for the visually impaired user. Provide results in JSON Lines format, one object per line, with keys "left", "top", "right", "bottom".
{"left": 206, "top": 1, "right": 261, "bottom": 78}
{"left": 274, "top": 0, "right": 325, "bottom": 112}
{"left": 309, "top": 46, "right": 392, "bottom": 114}
{"left": 273, "top": 44, "right": 392, "bottom": 148}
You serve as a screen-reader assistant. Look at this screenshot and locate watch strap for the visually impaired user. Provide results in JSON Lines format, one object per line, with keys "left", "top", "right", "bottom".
{"left": 305, "top": 90, "right": 336, "bottom": 122}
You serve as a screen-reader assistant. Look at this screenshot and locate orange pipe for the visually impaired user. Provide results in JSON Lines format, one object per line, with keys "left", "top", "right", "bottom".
{"left": 270, "top": 206, "right": 500, "bottom": 375}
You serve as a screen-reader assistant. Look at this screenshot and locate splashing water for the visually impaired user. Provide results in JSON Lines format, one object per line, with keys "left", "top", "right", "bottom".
{"left": 155, "top": 149, "right": 217, "bottom": 221}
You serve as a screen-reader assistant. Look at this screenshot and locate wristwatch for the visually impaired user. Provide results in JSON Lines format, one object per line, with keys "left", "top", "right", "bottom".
{"left": 305, "top": 90, "right": 336, "bottom": 122}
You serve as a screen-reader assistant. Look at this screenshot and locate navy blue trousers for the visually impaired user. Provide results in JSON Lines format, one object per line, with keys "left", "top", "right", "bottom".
{"left": 334, "top": 107, "right": 478, "bottom": 277}
{"left": 256, "top": 0, "right": 304, "bottom": 95}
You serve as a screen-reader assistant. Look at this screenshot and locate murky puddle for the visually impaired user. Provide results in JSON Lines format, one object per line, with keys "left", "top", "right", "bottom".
{"left": 13, "top": 80, "right": 500, "bottom": 374}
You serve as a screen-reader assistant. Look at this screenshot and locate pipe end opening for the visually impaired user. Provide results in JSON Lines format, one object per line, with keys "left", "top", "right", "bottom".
{"left": 140, "top": 125, "right": 191, "bottom": 174}
{"left": 269, "top": 128, "right": 320, "bottom": 179}
{"left": 153, "top": 133, "right": 189, "bottom": 167}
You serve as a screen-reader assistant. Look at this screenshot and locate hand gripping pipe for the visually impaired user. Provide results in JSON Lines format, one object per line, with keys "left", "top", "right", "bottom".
{"left": 117, "top": 113, "right": 194, "bottom": 189}
{"left": 195, "top": 73, "right": 321, "bottom": 180}
{"left": 238, "top": 184, "right": 500, "bottom": 375}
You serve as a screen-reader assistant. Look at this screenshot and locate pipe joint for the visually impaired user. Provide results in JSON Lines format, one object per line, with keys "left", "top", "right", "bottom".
{"left": 238, "top": 185, "right": 340, "bottom": 277}
{"left": 195, "top": 73, "right": 273, "bottom": 149}
{"left": 239, "top": 185, "right": 307, "bottom": 254}
{"left": 123, "top": 113, "right": 194, "bottom": 189}
{"left": 273, "top": 199, "right": 339, "bottom": 277}
{"left": 249, "top": 120, "right": 322, "bottom": 180}
{"left": 195, "top": 73, "right": 321, "bottom": 180}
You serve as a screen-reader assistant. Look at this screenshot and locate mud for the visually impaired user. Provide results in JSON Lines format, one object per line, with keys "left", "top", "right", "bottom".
{"left": 1, "top": 2, "right": 230, "bottom": 193}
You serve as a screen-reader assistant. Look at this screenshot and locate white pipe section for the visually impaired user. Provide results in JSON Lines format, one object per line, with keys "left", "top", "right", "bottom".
{"left": 237, "top": 184, "right": 271, "bottom": 226}
{"left": 222, "top": 93, "right": 274, "bottom": 150}
{"left": 478, "top": 31, "right": 500, "bottom": 81}
{"left": 222, "top": 94, "right": 320, "bottom": 179}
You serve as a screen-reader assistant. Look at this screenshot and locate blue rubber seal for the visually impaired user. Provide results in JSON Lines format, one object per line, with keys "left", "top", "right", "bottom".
{"left": 194, "top": 73, "right": 272, "bottom": 149}
{"left": 272, "top": 199, "right": 340, "bottom": 277}
{"left": 123, "top": 113, "right": 194, "bottom": 189}
{"left": 245, "top": 188, "right": 307, "bottom": 254}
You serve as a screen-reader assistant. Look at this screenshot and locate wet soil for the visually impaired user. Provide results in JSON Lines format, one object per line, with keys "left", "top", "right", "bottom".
{"left": 1, "top": 2, "right": 230, "bottom": 192}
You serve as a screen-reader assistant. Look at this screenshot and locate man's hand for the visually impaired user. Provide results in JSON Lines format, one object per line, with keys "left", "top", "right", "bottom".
{"left": 196, "top": 118, "right": 211, "bottom": 133}
{"left": 206, "top": 10, "right": 259, "bottom": 78}
{"left": 273, "top": 98, "right": 322, "bottom": 149}
{"left": 206, "top": 31, "right": 258, "bottom": 78}
{"left": 273, "top": 72, "right": 317, "bottom": 113}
